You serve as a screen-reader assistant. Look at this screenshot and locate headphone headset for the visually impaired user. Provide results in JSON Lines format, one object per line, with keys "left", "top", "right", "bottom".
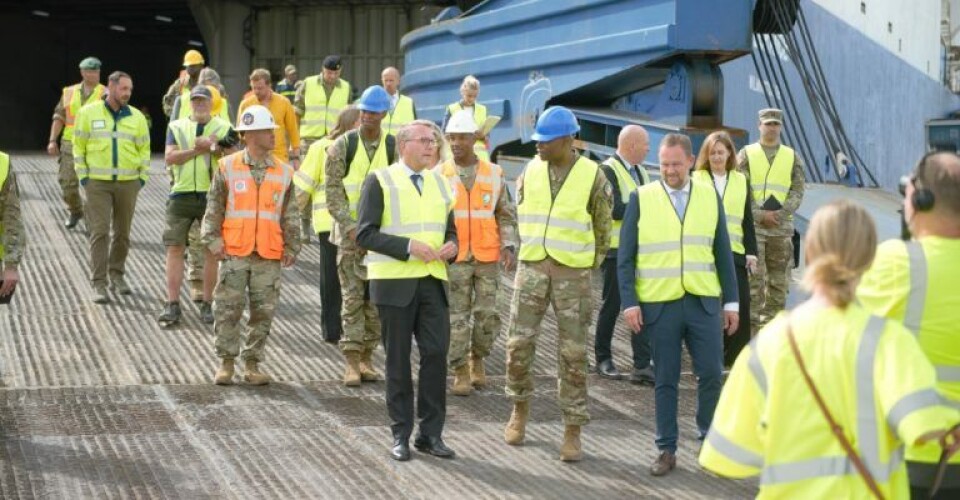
{"left": 911, "top": 152, "right": 936, "bottom": 212}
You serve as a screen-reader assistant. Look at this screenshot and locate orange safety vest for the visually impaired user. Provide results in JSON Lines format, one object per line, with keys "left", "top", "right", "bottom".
{"left": 219, "top": 152, "right": 294, "bottom": 260}
{"left": 440, "top": 159, "right": 503, "bottom": 263}
{"left": 62, "top": 83, "right": 105, "bottom": 141}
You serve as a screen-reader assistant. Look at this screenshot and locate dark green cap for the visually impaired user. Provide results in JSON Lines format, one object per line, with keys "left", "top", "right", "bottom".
{"left": 79, "top": 57, "right": 102, "bottom": 70}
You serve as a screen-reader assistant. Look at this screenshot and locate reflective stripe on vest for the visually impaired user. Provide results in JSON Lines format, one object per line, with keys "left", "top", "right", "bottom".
{"left": 517, "top": 157, "right": 597, "bottom": 268}
{"left": 635, "top": 179, "right": 720, "bottom": 301}
{"left": 365, "top": 165, "right": 453, "bottom": 280}
{"left": 384, "top": 95, "right": 415, "bottom": 135}
{"left": 604, "top": 156, "right": 645, "bottom": 249}
{"left": 292, "top": 137, "right": 334, "bottom": 233}
{"left": 746, "top": 143, "right": 794, "bottom": 218}
{"left": 302, "top": 78, "right": 351, "bottom": 138}
{"left": 220, "top": 152, "right": 293, "bottom": 260}
{"left": 693, "top": 169, "right": 748, "bottom": 254}
{"left": 0, "top": 152, "right": 8, "bottom": 260}
{"left": 447, "top": 102, "right": 489, "bottom": 160}
{"left": 441, "top": 159, "right": 503, "bottom": 263}
{"left": 62, "top": 83, "right": 105, "bottom": 142}
{"left": 168, "top": 117, "right": 231, "bottom": 193}
{"left": 341, "top": 131, "right": 392, "bottom": 220}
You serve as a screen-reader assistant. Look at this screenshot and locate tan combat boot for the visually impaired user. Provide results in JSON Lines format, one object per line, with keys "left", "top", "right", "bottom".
{"left": 343, "top": 351, "right": 362, "bottom": 387}
{"left": 243, "top": 359, "right": 271, "bottom": 386}
{"left": 504, "top": 401, "right": 529, "bottom": 445}
{"left": 359, "top": 349, "right": 381, "bottom": 382}
{"left": 451, "top": 364, "right": 472, "bottom": 396}
{"left": 214, "top": 358, "right": 235, "bottom": 385}
{"left": 469, "top": 353, "right": 486, "bottom": 389}
{"left": 559, "top": 424, "right": 583, "bottom": 462}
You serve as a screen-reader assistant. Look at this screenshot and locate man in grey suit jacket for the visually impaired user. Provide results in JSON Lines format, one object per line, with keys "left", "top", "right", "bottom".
{"left": 617, "top": 133, "right": 739, "bottom": 477}
{"left": 356, "top": 120, "right": 458, "bottom": 462}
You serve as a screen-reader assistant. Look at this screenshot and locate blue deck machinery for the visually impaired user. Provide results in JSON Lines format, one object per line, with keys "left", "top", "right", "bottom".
{"left": 401, "top": 0, "right": 797, "bottom": 169}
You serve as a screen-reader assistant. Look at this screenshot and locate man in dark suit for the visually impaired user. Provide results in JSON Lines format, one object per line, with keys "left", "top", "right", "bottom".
{"left": 617, "top": 133, "right": 739, "bottom": 476}
{"left": 356, "top": 120, "right": 458, "bottom": 462}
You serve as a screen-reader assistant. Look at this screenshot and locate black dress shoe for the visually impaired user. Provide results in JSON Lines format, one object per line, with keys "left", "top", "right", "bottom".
{"left": 630, "top": 366, "right": 655, "bottom": 386}
{"left": 65, "top": 212, "right": 82, "bottom": 229}
{"left": 595, "top": 359, "right": 622, "bottom": 380}
{"left": 413, "top": 435, "right": 456, "bottom": 458}
{"left": 391, "top": 439, "right": 410, "bottom": 461}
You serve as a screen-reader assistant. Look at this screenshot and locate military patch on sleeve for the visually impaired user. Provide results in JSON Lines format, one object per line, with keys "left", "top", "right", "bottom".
{"left": 603, "top": 182, "right": 613, "bottom": 198}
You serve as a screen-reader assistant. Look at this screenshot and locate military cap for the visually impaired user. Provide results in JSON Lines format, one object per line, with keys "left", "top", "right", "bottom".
{"left": 79, "top": 57, "right": 102, "bottom": 70}
{"left": 322, "top": 55, "right": 342, "bottom": 71}
{"left": 759, "top": 108, "right": 783, "bottom": 124}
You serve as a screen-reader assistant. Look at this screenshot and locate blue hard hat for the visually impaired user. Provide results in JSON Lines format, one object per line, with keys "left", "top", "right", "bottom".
{"left": 356, "top": 85, "right": 391, "bottom": 113}
{"left": 531, "top": 106, "right": 580, "bottom": 142}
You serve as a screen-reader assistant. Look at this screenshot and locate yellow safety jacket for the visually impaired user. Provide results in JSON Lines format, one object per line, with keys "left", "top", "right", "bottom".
{"left": 447, "top": 102, "right": 489, "bottom": 160}
{"left": 517, "top": 156, "right": 597, "bottom": 268}
{"left": 167, "top": 116, "right": 231, "bottom": 194}
{"left": 73, "top": 101, "right": 151, "bottom": 182}
{"left": 858, "top": 237, "right": 960, "bottom": 464}
{"left": 365, "top": 164, "right": 454, "bottom": 280}
{"left": 293, "top": 137, "right": 334, "bottom": 233}
{"left": 700, "top": 306, "right": 960, "bottom": 499}
{"left": 340, "top": 131, "right": 392, "bottom": 220}
{"left": 693, "top": 169, "right": 748, "bottom": 255}
{"left": 746, "top": 143, "right": 794, "bottom": 221}
{"left": 635, "top": 180, "right": 720, "bottom": 301}
{"left": 384, "top": 94, "right": 415, "bottom": 136}
{"left": 603, "top": 155, "right": 649, "bottom": 249}
{"left": 301, "top": 77, "right": 351, "bottom": 138}
{"left": 61, "top": 83, "right": 105, "bottom": 142}
{"left": 0, "top": 151, "right": 8, "bottom": 260}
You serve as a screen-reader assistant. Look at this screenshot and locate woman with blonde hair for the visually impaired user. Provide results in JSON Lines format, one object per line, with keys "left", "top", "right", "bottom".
{"left": 293, "top": 106, "right": 361, "bottom": 343}
{"left": 693, "top": 131, "right": 758, "bottom": 366}
{"left": 700, "top": 200, "right": 960, "bottom": 499}
{"left": 441, "top": 75, "right": 489, "bottom": 160}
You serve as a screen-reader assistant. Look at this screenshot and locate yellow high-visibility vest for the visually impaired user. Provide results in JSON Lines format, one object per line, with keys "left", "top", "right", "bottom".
{"left": 302, "top": 77, "right": 351, "bottom": 138}
{"left": 339, "top": 131, "right": 393, "bottom": 221}
{"left": 693, "top": 169, "right": 748, "bottom": 255}
{"left": 293, "top": 137, "right": 335, "bottom": 233}
{"left": 167, "top": 116, "right": 231, "bottom": 193}
{"left": 635, "top": 179, "right": 720, "bottom": 301}
{"left": 61, "top": 83, "right": 105, "bottom": 142}
{"left": 517, "top": 156, "right": 597, "bottom": 268}
{"left": 701, "top": 306, "right": 960, "bottom": 499}
{"left": 447, "top": 102, "right": 489, "bottom": 161}
{"left": 384, "top": 94, "right": 415, "bottom": 135}
{"left": 73, "top": 101, "right": 151, "bottom": 182}
{"left": 858, "top": 237, "right": 960, "bottom": 464}
{"left": 746, "top": 143, "right": 794, "bottom": 221}
{"left": 603, "top": 155, "right": 649, "bottom": 249}
{"left": 365, "top": 164, "right": 454, "bottom": 280}
{"left": 0, "top": 151, "right": 8, "bottom": 260}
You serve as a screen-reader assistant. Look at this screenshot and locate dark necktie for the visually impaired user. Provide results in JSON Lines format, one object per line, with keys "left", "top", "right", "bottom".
{"left": 410, "top": 173, "right": 422, "bottom": 194}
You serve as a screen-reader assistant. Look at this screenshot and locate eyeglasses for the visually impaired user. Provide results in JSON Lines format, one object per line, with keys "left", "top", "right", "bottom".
{"left": 407, "top": 137, "right": 438, "bottom": 147}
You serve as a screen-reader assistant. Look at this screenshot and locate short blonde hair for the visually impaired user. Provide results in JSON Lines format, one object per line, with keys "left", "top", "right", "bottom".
{"left": 802, "top": 200, "right": 877, "bottom": 307}
{"left": 249, "top": 68, "right": 271, "bottom": 84}
{"left": 461, "top": 75, "right": 480, "bottom": 92}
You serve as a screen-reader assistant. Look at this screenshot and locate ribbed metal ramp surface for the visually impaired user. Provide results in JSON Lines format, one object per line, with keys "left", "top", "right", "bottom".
{"left": 0, "top": 154, "right": 757, "bottom": 499}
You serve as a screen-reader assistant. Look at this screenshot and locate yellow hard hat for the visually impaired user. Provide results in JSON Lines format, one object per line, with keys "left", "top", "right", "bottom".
{"left": 206, "top": 85, "right": 223, "bottom": 116}
{"left": 183, "top": 49, "right": 205, "bottom": 67}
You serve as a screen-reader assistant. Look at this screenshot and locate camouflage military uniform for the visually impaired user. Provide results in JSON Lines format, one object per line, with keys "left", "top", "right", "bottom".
{"left": 162, "top": 76, "right": 198, "bottom": 118}
{"left": 1, "top": 161, "right": 26, "bottom": 273}
{"left": 202, "top": 150, "right": 301, "bottom": 362}
{"left": 52, "top": 90, "right": 92, "bottom": 218}
{"left": 737, "top": 144, "right": 805, "bottom": 335}
{"left": 447, "top": 161, "right": 518, "bottom": 370}
{"left": 325, "top": 133, "right": 383, "bottom": 353}
{"left": 505, "top": 157, "right": 612, "bottom": 426}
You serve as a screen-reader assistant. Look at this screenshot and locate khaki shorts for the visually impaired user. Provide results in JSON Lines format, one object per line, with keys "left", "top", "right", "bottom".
{"left": 163, "top": 194, "right": 207, "bottom": 246}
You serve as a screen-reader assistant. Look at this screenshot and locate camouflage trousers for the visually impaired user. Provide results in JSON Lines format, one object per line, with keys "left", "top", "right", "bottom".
{"left": 186, "top": 221, "right": 205, "bottom": 282}
{"left": 505, "top": 259, "right": 592, "bottom": 426}
{"left": 750, "top": 228, "right": 793, "bottom": 335}
{"left": 213, "top": 254, "right": 282, "bottom": 362}
{"left": 337, "top": 248, "right": 380, "bottom": 353}
{"left": 448, "top": 261, "right": 501, "bottom": 369}
{"left": 58, "top": 140, "right": 83, "bottom": 216}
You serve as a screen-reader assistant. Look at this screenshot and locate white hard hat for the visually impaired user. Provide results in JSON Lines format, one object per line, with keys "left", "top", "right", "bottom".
{"left": 236, "top": 105, "right": 279, "bottom": 131}
{"left": 445, "top": 109, "right": 478, "bottom": 134}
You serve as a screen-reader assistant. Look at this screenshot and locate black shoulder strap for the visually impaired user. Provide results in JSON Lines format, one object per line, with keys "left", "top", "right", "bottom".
{"left": 344, "top": 132, "right": 358, "bottom": 177}
{"left": 386, "top": 134, "right": 396, "bottom": 165}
